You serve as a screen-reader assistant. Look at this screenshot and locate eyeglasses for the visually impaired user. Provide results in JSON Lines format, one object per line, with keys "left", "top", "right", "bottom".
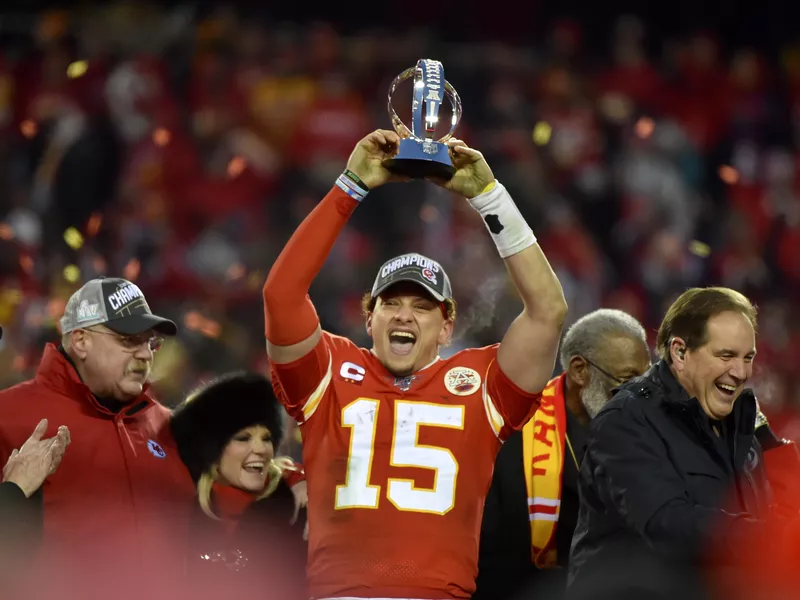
{"left": 582, "top": 357, "right": 628, "bottom": 386}
{"left": 84, "top": 328, "right": 164, "bottom": 353}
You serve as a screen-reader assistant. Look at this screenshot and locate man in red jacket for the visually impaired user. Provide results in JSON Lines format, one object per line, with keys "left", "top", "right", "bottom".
{"left": 0, "top": 278, "right": 197, "bottom": 600}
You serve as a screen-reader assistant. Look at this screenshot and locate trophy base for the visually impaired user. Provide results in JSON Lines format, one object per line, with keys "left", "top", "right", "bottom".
{"left": 384, "top": 138, "right": 456, "bottom": 180}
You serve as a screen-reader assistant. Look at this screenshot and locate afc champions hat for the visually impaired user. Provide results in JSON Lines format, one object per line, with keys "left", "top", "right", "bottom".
{"left": 60, "top": 277, "right": 177, "bottom": 336}
{"left": 371, "top": 253, "right": 453, "bottom": 302}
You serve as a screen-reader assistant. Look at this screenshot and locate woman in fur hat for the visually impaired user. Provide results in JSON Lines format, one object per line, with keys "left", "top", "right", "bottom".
{"left": 170, "top": 371, "right": 308, "bottom": 599}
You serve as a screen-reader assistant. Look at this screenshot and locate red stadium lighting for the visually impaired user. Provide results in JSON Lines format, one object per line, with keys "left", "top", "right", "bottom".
{"left": 20, "top": 119, "right": 37, "bottom": 139}
{"left": 86, "top": 213, "right": 103, "bottom": 237}
{"left": 718, "top": 165, "right": 739, "bottom": 185}
{"left": 227, "top": 156, "right": 246, "bottom": 178}
{"left": 123, "top": 258, "right": 141, "bottom": 281}
{"left": 152, "top": 128, "right": 171, "bottom": 147}
{"left": 635, "top": 117, "right": 655, "bottom": 139}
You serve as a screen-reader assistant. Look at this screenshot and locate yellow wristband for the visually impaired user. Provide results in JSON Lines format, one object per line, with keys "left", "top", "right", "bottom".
{"left": 480, "top": 180, "right": 497, "bottom": 195}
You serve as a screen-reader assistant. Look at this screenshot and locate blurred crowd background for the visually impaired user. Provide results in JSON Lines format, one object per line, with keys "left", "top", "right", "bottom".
{"left": 1, "top": 2, "right": 799, "bottom": 449}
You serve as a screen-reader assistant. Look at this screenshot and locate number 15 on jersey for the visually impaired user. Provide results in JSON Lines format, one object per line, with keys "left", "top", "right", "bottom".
{"left": 335, "top": 398, "right": 465, "bottom": 515}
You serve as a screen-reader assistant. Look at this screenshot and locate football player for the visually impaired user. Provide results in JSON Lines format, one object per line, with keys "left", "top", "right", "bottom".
{"left": 263, "top": 129, "right": 567, "bottom": 600}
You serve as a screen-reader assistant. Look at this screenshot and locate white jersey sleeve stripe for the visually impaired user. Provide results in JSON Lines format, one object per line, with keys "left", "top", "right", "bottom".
{"left": 301, "top": 353, "right": 333, "bottom": 421}
{"left": 482, "top": 384, "right": 505, "bottom": 440}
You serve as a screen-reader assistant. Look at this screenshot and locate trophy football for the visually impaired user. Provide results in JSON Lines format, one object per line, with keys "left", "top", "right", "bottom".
{"left": 383, "top": 58, "right": 463, "bottom": 180}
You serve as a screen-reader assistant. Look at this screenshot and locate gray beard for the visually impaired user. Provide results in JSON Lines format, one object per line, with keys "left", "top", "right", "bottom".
{"left": 580, "top": 374, "right": 613, "bottom": 420}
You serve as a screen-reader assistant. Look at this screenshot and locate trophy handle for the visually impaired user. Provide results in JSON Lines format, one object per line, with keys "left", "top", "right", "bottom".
{"left": 387, "top": 67, "right": 462, "bottom": 144}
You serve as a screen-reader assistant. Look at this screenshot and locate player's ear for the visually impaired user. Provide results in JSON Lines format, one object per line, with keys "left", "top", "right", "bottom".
{"left": 437, "top": 318, "right": 454, "bottom": 347}
{"left": 366, "top": 312, "right": 373, "bottom": 338}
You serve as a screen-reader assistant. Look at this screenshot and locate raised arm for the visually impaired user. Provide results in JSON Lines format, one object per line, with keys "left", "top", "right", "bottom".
{"left": 264, "top": 131, "right": 409, "bottom": 416}
{"left": 432, "top": 140, "right": 567, "bottom": 400}
{"left": 495, "top": 227, "right": 567, "bottom": 393}
{"left": 263, "top": 129, "right": 405, "bottom": 365}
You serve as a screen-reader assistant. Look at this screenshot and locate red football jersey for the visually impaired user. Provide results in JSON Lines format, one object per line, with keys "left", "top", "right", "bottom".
{"left": 271, "top": 332, "right": 541, "bottom": 599}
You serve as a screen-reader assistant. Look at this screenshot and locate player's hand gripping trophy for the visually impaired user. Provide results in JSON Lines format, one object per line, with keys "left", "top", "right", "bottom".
{"left": 345, "top": 58, "right": 495, "bottom": 199}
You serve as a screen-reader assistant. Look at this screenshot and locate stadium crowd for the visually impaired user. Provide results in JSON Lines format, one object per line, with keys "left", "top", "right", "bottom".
{"left": 1, "top": 4, "right": 800, "bottom": 600}
{"left": 0, "top": 6, "right": 798, "bottom": 435}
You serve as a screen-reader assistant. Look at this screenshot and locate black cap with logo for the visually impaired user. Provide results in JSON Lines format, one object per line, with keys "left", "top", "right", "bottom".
{"left": 371, "top": 253, "right": 453, "bottom": 302}
{"left": 60, "top": 277, "right": 177, "bottom": 336}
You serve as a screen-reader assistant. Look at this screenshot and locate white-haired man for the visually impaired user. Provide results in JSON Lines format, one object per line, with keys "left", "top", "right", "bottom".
{"left": 0, "top": 278, "right": 196, "bottom": 600}
{"left": 474, "top": 309, "right": 651, "bottom": 600}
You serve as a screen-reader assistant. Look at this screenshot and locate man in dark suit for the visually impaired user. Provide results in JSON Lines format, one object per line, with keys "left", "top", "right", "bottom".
{"left": 569, "top": 288, "right": 773, "bottom": 600}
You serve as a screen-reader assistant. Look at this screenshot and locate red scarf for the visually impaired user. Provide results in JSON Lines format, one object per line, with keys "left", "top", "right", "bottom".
{"left": 522, "top": 373, "right": 568, "bottom": 567}
{"left": 212, "top": 483, "right": 256, "bottom": 535}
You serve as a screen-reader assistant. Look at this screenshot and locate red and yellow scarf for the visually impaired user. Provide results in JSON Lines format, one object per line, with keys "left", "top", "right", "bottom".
{"left": 522, "top": 373, "right": 568, "bottom": 567}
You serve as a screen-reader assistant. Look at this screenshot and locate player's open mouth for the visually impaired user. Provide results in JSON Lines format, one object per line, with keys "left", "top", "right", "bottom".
{"left": 389, "top": 330, "right": 416, "bottom": 356}
{"left": 715, "top": 382, "right": 737, "bottom": 397}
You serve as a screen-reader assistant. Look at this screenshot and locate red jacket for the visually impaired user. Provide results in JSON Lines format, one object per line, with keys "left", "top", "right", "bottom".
{"left": 0, "top": 344, "right": 197, "bottom": 600}
{"left": 763, "top": 441, "right": 800, "bottom": 513}
{"left": 709, "top": 441, "right": 800, "bottom": 600}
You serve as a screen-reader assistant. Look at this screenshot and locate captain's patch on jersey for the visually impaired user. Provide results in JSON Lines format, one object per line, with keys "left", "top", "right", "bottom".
{"left": 444, "top": 367, "right": 481, "bottom": 396}
{"left": 340, "top": 361, "right": 365, "bottom": 383}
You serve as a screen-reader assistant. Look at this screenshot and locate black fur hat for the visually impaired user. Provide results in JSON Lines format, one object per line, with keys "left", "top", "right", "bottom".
{"left": 170, "top": 371, "right": 284, "bottom": 483}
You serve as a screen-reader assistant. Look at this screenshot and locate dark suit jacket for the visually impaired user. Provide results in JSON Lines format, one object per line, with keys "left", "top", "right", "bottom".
{"left": 474, "top": 410, "right": 588, "bottom": 600}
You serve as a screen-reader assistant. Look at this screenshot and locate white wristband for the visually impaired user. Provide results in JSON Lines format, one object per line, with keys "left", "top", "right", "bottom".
{"left": 467, "top": 181, "right": 536, "bottom": 258}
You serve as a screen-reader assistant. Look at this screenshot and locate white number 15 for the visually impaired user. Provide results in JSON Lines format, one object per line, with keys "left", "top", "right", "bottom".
{"left": 335, "top": 398, "right": 465, "bottom": 515}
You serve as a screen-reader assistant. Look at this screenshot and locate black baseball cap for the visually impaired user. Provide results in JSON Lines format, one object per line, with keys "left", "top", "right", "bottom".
{"left": 371, "top": 253, "right": 453, "bottom": 302}
{"left": 60, "top": 277, "right": 177, "bottom": 336}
